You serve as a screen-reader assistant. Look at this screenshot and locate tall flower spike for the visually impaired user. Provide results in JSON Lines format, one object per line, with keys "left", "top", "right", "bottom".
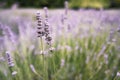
{"left": 2, "top": 25, "right": 15, "bottom": 44}
{"left": 61, "top": 1, "right": 68, "bottom": 25}
{"left": 6, "top": 51, "right": 17, "bottom": 77}
{"left": 61, "top": 14, "right": 64, "bottom": 24}
{"left": 36, "top": 11, "right": 44, "bottom": 38}
{"left": 44, "top": 7, "right": 48, "bottom": 20}
{"left": 64, "top": 1, "right": 68, "bottom": 15}
{"left": 6, "top": 51, "right": 14, "bottom": 67}
{"left": 44, "top": 7, "right": 52, "bottom": 46}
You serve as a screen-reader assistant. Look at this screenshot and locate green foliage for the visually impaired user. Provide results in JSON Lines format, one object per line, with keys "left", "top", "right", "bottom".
{"left": 1, "top": 0, "right": 65, "bottom": 8}
{"left": 110, "top": 0, "right": 120, "bottom": 8}
{"left": 0, "top": 0, "right": 120, "bottom": 8}
{"left": 69, "top": 0, "right": 110, "bottom": 9}
{"left": 0, "top": 33, "right": 119, "bottom": 80}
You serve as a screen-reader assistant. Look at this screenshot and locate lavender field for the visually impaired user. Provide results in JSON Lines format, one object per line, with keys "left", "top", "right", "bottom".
{"left": 0, "top": 8, "right": 120, "bottom": 80}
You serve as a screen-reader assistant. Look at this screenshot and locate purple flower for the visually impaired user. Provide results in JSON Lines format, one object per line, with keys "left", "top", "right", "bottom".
{"left": 36, "top": 11, "right": 44, "bottom": 37}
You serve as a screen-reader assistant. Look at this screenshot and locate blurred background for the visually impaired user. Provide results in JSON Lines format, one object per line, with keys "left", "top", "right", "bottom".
{"left": 0, "top": 0, "right": 120, "bottom": 80}
{"left": 0, "top": 0, "right": 120, "bottom": 9}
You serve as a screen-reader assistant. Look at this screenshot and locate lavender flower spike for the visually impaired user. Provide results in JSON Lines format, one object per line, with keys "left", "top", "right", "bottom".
{"left": 44, "top": 7, "right": 48, "bottom": 20}
{"left": 64, "top": 1, "right": 68, "bottom": 15}
{"left": 36, "top": 11, "right": 44, "bottom": 38}
{"left": 44, "top": 7, "right": 52, "bottom": 46}
{"left": 6, "top": 51, "right": 15, "bottom": 67}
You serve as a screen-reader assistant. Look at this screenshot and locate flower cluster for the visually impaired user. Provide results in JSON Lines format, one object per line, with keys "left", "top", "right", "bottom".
{"left": 64, "top": 1, "right": 68, "bottom": 16}
{"left": 6, "top": 51, "right": 17, "bottom": 76}
{"left": 44, "top": 7, "right": 52, "bottom": 46}
{"left": 36, "top": 12, "right": 44, "bottom": 38}
{"left": 6, "top": 51, "right": 14, "bottom": 67}
{"left": 36, "top": 8, "right": 52, "bottom": 47}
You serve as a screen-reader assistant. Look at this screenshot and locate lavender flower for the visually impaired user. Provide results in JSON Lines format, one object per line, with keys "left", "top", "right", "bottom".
{"left": 36, "top": 11, "right": 44, "bottom": 38}
{"left": 30, "top": 64, "right": 37, "bottom": 74}
{"left": 6, "top": 51, "right": 17, "bottom": 77}
{"left": 107, "top": 29, "right": 115, "bottom": 43}
{"left": 0, "top": 23, "right": 3, "bottom": 29}
{"left": 44, "top": 7, "right": 52, "bottom": 46}
{"left": 117, "top": 72, "right": 120, "bottom": 77}
{"left": 6, "top": 51, "right": 14, "bottom": 67}
{"left": 44, "top": 7, "right": 48, "bottom": 20}
{"left": 61, "top": 14, "right": 65, "bottom": 25}
{"left": 49, "top": 47, "right": 55, "bottom": 52}
{"left": 60, "top": 1, "right": 69, "bottom": 25}
{"left": 64, "top": 1, "right": 68, "bottom": 15}
{"left": 12, "top": 71, "right": 17, "bottom": 76}
{"left": 60, "top": 59, "right": 65, "bottom": 67}
{"left": 1, "top": 25, "right": 16, "bottom": 44}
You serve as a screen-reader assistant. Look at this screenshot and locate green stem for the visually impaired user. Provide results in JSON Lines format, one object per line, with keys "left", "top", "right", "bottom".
{"left": 39, "top": 37, "right": 48, "bottom": 80}
{"left": 52, "top": 68, "right": 64, "bottom": 79}
{"left": 9, "top": 67, "right": 17, "bottom": 80}
{"left": 113, "top": 76, "right": 118, "bottom": 80}
{"left": 40, "top": 37, "right": 44, "bottom": 51}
